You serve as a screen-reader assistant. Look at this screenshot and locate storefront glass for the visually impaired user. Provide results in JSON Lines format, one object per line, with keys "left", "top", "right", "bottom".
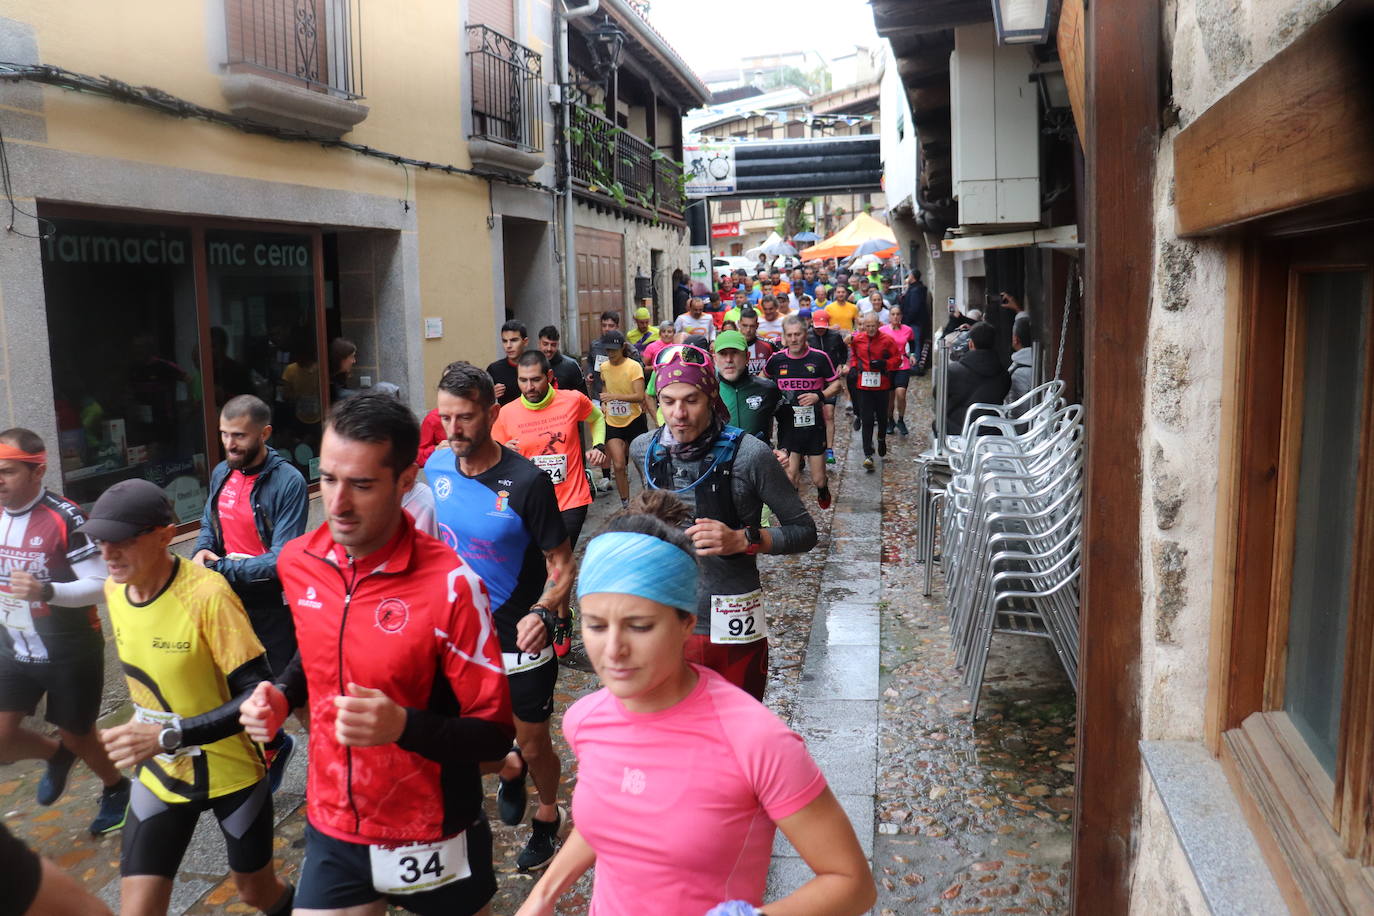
{"left": 41, "top": 218, "right": 208, "bottom": 521}
{"left": 205, "top": 229, "right": 322, "bottom": 481}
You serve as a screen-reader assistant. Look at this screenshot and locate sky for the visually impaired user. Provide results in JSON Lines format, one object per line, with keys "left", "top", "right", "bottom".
{"left": 639, "top": 0, "right": 883, "bottom": 76}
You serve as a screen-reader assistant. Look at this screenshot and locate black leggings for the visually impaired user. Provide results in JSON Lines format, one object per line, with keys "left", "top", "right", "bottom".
{"left": 856, "top": 388, "right": 888, "bottom": 456}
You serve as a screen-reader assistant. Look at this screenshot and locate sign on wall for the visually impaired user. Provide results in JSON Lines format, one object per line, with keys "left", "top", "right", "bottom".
{"left": 689, "top": 244, "right": 712, "bottom": 293}
{"left": 711, "top": 221, "right": 742, "bottom": 238}
{"left": 684, "top": 144, "right": 736, "bottom": 196}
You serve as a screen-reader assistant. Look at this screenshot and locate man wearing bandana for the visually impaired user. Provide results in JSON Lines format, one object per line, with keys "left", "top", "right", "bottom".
{"left": 628, "top": 348, "right": 817, "bottom": 700}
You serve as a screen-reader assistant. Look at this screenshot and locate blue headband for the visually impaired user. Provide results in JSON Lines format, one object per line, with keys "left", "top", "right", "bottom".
{"left": 577, "top": 531, "right": 698, "bottom": 613}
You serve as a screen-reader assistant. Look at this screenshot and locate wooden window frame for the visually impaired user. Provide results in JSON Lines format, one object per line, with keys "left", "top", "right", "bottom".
{"left": 1208, "top": 230, "right": 1374, "bottom": 913}
{"left": 38, "top": 202, "right": 330, "bottom": 529}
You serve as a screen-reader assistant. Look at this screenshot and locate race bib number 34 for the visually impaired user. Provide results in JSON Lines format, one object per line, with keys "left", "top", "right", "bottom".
{"left": 710, "top": 590, "right": 768, "bottom": 645}
{"left": 369, "top": 833, "right": 470, "bottom": 895}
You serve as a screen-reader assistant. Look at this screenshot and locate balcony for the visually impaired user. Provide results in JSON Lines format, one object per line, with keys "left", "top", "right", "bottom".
{"left": 220, "top": 0, "right": 369, "bottom": 137}
{"left": 466, "top": 24, "right": 546, "bottom": 176}
{"left": 569, "top": 102, "right": 684, "bottom": 223}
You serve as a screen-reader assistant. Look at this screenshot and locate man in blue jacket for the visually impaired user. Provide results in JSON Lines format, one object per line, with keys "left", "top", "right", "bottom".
{"left": 192, "top": 394, "right": 307, "bottom": 789}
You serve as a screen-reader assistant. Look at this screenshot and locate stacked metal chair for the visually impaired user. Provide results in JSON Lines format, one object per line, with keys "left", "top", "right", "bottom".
{"left": 927, "top": 371, "right": 1084, "bottom": 719}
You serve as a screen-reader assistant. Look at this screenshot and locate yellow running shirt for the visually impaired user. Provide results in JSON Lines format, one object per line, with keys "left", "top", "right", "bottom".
{"left": 599, "top": 357, "right": 645, "bottom": 427}
{"left": 106, "top": 558, "right": 267, "bottom": 804}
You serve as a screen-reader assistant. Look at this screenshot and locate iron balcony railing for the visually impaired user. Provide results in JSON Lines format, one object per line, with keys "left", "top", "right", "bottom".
{"left": 224, "top": 0, "right": 364, "bottom": 99}
{"left": 569, "top": 102, "right": 684, "bottom": 220}
{"left": 467, "top": 24, "right": 544, "bottom": 154}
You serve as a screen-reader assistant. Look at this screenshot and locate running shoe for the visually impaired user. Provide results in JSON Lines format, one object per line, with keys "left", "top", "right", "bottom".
{"left": 620, "top": 497, "right": 630, "bottom": 509}
{"left": 825, "top": 448, "right": 836, "bottom": 465}
{"left": 597, "top": 476, "right": 614, "bottom": 493}
{"left": 552, "top": 615, "right": 574, "bottom": 658}
{"left": 517, "top": 807, "right": 565, "bottom": 871}
{"left": 267, "top": 733, "right": 296, "bottom": 794}
{"left": 497, "top": 749, "right": 528, "bottom": 826}
{"left": 852, "top": 417, "right": 861, "bottom": 431}
{"left": 878, "top": 439, "right": 888, "bottom": 458}
{"left": 863, "top": 456, "right": 875, "bottom": 471}
{"left": 817, "top": 486, "right": 832, "bottom": 510}
{"left": 89, "top": 777, "right": 130, "bottom": 835}
{"left": 897, "top": 419, "right": 909, "bottom": 436}
{"left": 36, "top": 744, "right": 76, "bottom": 806}
{"left": 886, "top": 420, "right": 897, "bottom": 435}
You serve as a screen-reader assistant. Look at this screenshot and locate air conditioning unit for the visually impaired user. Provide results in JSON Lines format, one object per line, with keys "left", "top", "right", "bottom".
{"left": 950, "top": 22, "right": 1040, "bottom": 227}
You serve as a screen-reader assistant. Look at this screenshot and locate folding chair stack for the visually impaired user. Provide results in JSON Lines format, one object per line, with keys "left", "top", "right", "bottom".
{"left": 928, "top": 378, "right": 1083, "bottom": 719}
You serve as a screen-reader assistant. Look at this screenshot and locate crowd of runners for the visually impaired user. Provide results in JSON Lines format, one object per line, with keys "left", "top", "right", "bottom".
{"left": 0, "top": 254, "right": 943, "bottom": 916}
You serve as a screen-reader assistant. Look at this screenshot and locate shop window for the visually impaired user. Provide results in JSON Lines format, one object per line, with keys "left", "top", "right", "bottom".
{"left": 1214, "top": 231, "right": 1374, "bottom": 911}
{"left": 39, "top": 211, "right": 327, "bottom": 528}
{"left": 41, "top": 218, "right": 208, "bottom": 522}
{"left": 205, "top": 229, "right": 324, "bottom": 482}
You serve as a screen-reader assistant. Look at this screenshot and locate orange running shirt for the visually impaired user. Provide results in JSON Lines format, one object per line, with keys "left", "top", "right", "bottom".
{"left": 492, "top": 388, "right": 596, "bottom": 511}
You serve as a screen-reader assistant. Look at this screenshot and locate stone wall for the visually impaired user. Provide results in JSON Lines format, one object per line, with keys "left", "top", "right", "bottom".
{"left": 1130, "top": 0, "right": 1342, "bottom": 905}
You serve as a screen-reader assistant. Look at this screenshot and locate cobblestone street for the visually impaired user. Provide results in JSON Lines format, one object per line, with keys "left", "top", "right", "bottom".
{"left": 0, "top": 379, "right": 1075, "bottom": 914}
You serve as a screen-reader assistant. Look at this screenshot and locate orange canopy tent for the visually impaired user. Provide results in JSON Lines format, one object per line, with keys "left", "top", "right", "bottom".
{"left": 798, "top": 211, "right": 898, "bottom": 261}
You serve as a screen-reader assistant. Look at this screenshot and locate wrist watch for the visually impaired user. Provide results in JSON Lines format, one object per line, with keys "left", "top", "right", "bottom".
{"left": 530, "top": 605, "right": 558, "bottom": 644}
{"left": 743, "top": 526, "right": 763, "bottom": 556}
{"left": 158, "top": 718, "right": 183, "bottom": 753}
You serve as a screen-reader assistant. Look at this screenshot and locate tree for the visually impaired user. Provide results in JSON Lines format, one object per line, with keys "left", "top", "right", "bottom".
{"left": 778, "top": 197, "right": 814, "bottom": 240}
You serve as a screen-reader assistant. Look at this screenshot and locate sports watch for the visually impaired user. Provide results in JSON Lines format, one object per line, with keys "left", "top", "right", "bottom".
{"left": 158, "top": 719, "right": 183, "bottom": 753}
{"left": 743, "top": 526, "right": 763, "bottom": 556}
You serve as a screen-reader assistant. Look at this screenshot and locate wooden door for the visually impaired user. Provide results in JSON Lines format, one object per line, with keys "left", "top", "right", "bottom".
{"left": 575, "top": 226, "right": 624, "bottom": 354}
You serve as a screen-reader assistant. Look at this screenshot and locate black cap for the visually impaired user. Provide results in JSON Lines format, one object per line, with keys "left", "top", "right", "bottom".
{"left": 599, "top": 330, "right": 627, "bottom": 350}
{"left": 78, "top": 479, "right": 176, "bottom": 542}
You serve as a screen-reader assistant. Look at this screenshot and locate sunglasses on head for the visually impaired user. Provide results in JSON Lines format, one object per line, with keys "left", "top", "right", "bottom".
{"left": 653, "top": 343, "right": 711, "bottom": 368}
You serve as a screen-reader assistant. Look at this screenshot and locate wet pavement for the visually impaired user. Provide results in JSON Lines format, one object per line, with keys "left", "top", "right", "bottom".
{"left": 1, "top": 382, "right": 1076, "bottom": 914}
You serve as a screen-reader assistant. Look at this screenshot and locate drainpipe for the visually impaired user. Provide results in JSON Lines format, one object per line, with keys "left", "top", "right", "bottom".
{"left": 556, "top": 0, "right": 599, "bottom": 356}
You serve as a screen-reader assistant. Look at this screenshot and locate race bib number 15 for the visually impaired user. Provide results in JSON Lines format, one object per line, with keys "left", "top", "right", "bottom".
{"left": 369, "top": 833, "right": 470, "bottom": 895}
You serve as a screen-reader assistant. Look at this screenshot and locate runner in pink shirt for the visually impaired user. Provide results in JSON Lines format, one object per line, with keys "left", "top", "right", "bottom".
{"left": 516, "top": 493, "right": 874, "bottom": 916}
{"left": 880, "top": 308, "right": 916, "bottom": 437}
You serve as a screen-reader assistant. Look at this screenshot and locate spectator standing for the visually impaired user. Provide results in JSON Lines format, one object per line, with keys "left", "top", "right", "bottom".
{"left": 944, "top": 322, "right": 1012, "bottom": 435}
{"left": 537, "top": 325, "right": 589, "bottom": 396}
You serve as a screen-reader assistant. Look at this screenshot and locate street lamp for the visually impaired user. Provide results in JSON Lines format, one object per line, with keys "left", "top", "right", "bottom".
{"left": 991, "top": 0, "right": 1059, "bottom": 45}
{"left": 586, "top": 18, "right": 626, "bottom": 82}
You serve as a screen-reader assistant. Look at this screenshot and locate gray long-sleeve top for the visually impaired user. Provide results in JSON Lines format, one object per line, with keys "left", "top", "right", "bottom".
{"left": 629, "top": 431, "right": 818, "bottom": 636}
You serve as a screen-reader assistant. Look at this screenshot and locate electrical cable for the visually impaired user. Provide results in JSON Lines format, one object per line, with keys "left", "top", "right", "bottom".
{"left": 0, "top": 62, "right": 559, "bottom": 197}
{"left": 0, "top": 120, "right": 56, "bottom": 240}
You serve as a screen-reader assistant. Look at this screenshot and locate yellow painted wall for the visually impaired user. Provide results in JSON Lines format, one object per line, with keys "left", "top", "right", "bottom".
{"left": 4, "top": 0, "right": 498, "bottom": 387}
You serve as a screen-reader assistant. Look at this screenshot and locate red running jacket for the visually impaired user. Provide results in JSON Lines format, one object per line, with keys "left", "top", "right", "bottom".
{"left": 277, "top": 520, "right": 514, "bottom": 845}
{"left": 849, "top": 331, "right": 902, "bottom": 391}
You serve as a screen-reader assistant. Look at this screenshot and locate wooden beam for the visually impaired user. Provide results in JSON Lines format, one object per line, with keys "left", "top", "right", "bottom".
{"left": 1174, "top": 0, "right": 1374, "bottom": 235}
{"left": 1072, "top": 0, "right": 1157, "bottom": 910}
{"left": 873, "top": 0, "right": 988, "bottom": 36}
{"left": 941, "top": 225, "right": 1079, "bottom": 251}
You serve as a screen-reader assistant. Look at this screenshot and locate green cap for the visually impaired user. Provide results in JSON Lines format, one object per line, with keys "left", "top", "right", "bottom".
{"left": 633, "top": 306, "right": 651, "bottom": 320}
{"left": 712, "top": 330, "right": 748, "bottom": 352}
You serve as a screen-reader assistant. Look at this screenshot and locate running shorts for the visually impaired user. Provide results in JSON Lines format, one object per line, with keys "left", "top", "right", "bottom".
{"left": 685, "top": 634, "right": 769, "bottom": 701}
{"left": 777, "top": 419, "right": 827, "bottom": 457}
{"left": 0, "top": 649, "right": 104, "bottom": 734}
{"left": 559, "top": 505, "right": 589, "bottom": 552}
{"left": 244, "top": 604, "right": 298, "bottom": 678}
{"left": 507, "top": 656, "right": 558, "bottom": 723}
{"left": 890, "top": 369, "right": 911, "bottom": 389}
{"left": 0, "top": 823, "right": 41, "bottom": 916}
{"left": 296, "top": 817, "right": 495, "bottom": 916}
{"left": 604, "top": 414, "right": 648, "bottom": 444}
{"left": 122, "top": 779, "right": 274, "bottom": 878}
